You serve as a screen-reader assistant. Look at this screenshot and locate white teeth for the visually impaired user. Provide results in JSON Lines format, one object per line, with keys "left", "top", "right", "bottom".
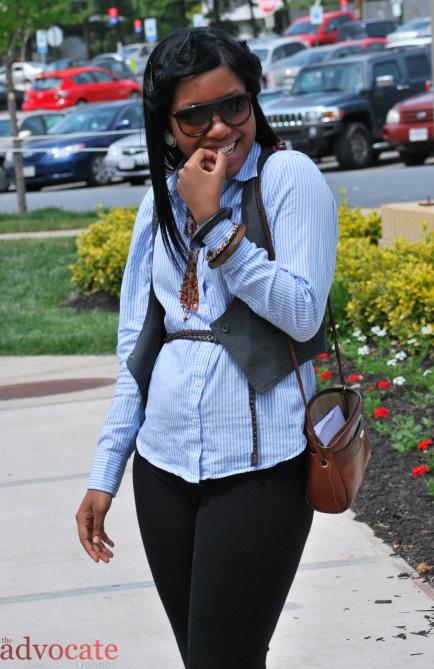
{"left": 216, "top": 141, "right": 236, "bottom": 156}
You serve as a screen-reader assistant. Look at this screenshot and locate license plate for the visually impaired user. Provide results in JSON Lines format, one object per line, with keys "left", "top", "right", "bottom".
{"left": 118, "top": 156, "right": 135, "bottom": 170}
{"left": 23, "top": 166, "right": 36, "bottom": 177}
{"left": 409, "top": 127, "right": 428, "bottom": 142}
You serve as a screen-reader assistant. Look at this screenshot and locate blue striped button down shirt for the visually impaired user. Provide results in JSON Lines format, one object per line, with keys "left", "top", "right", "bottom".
{"left": 87, "top": 141, "right": 338, "bottom": 497}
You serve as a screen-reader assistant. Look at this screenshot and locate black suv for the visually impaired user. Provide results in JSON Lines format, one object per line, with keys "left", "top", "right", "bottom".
{"left": 263, "top": 47, "right": 431, "bottom": 169}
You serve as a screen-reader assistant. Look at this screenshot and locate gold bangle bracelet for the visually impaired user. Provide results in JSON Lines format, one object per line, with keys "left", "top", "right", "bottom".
{"left": 208, "top": 223, "right": 246, "bottom": 269}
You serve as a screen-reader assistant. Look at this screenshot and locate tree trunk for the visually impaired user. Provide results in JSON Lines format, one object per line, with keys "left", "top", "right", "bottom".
{"left": 178, "top": 0, "right": 188, "bottom": 28}
{"left": 5, "top": 52, "right": 27, "bottom": 214}
{"left": 213, "top": 0, "right": 221, "bottom": 27}
{"left": 247, "top": 0, "right": 259, "bottom": 37}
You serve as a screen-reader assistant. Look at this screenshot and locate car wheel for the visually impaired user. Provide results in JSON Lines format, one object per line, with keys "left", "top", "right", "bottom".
{"left": 0, "top": 164, "right": 8, "bottom": 192}
{"left": 26, "top": 183, "right": 42, "bottom": 191}
{"left": 334, "top": 122, "right": 373, "bottom": 170}
{"left": 76, "top": 99, "right": 87, "bottom": 106}
{"left": 86, "top": 154, "right": 111, "bottom": 187}
{"left": 399, "top": 151, "right": 429, "bottom": 166}
{"left": 129, "top": 91, "right": 140, "bottom": 99}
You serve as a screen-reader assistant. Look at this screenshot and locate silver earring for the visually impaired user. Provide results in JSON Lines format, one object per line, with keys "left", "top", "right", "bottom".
{"left": 164, "top": 130, "right": 177, "bottom": 147}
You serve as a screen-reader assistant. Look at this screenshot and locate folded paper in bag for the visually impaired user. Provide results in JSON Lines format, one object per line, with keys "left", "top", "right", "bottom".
{"left": 313, "top": 405, "right": 346, "bottom": 447}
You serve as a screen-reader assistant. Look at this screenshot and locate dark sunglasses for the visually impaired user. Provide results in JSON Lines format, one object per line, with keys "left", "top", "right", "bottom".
{"left": 171, "top": 92, "right": 253, "bottom": 137}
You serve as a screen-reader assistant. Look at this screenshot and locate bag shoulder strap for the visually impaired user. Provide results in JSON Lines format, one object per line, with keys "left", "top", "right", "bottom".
{"left": 254, "top": 146, "right": 345, "bottom": 433}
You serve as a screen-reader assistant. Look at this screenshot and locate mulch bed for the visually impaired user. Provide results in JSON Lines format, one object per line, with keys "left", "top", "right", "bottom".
{"left": 63, "top": 290, "right": 434, "bottom": 588}
{"left": 326, "top": 354, "right": 434, "bottom": 589}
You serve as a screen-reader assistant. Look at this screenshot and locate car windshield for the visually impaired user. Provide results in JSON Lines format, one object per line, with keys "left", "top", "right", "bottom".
{"left": 397, "top": 18, "right": 430, "bottom": 32}
{"left": 292, "top": 62, "right": 365, "bottom": 95}
{"left": 0, "top": 119, "right": 11, "bottom": 137}
{"left": 47, "top": 108, "right": 116, "bottom": 134}
{"left": 32, "top": 77, "right": 62, "bottom": 91}
{"left": 251, "top": 48, "right": 269, "bottom": 62}
{"left": 275, "top": 48, "right": 329, "bottom": 69}
{"left": 287, "top": 20, "right": 318, "bottom": 36}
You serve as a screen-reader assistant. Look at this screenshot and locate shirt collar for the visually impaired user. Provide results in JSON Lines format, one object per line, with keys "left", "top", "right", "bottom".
{"left": 168, "top": 140, "right": 262, "bottom": 195}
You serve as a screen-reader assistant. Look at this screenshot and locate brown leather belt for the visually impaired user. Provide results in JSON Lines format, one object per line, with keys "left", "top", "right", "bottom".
{"left": 164, "top": 329, "right": 259, "bottom": 467}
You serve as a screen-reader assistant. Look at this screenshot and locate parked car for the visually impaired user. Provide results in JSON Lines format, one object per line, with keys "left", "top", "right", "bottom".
{"left": 91, "top": 53, "right": 137, "bottom": 81}
{"left": 104, "top": 131, "right": 149, "bottom": 184}
{"left": 387, "top": 17, "right": 431, "bottom": 44}
{"left": 0, "top": 61, "right": 44, "bottom": 86}
{"left": 283, "top": 10, "right": 357, "bottom": 47}
{"left": 0, "top": 81, "right": 24, "bottom": 111}
{"left": 258, "top": 87, "right": 293, "bottom": 109}
{"left": 383, "top": 91, "right": 433, "bottom": 165}
{"left": 386, "top": 37, "right": 432, "bottom": 49}
{"left": 44, "top": 58, "right": 90, "bottom": 73}
{"left": 121, "top": 43, "right": 151, "bottom": 78}
{"left": 266, "top": 39, "right": 387, "bottom": 89}
{"left": 336, "top": 19, "right": 397, "bottom": 41}
{"left": 248, "top": 37, "right": 307, "bottom": 86}
{"left": 22, "top": 66, "right": 142, "bottom": 111}
{"left": 4, "top": 100, "right": 143, "bottom": 189}
{"left": 0, "top": 110, "right": 68, "bottom": 191}
{"left": 263, "top": 47, "right": 432, "bottom": 170}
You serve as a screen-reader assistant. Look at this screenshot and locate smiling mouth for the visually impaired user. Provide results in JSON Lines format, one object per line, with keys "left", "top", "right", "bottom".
{"left": 210, "top": 139, "right": 239, "bottom": 156}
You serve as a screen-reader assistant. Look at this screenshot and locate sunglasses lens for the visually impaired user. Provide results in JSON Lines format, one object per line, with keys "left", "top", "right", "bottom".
{"left": 175, "top": 94, "right": 252, "bottom": 137}
{"left": 176, "top": 107, "right": 212, "bottom": 136}
{"left": 220, "top": 94, "right": 251, "bottom": 126}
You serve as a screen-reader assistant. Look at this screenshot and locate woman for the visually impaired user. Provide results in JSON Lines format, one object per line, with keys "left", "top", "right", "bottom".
{"left": 76, "top": 27, "right": 338, "bottom": 669}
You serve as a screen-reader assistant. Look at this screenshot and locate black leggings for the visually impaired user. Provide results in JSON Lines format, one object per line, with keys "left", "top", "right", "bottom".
{"left": 132, "top": 447, "right": 314, "bottom": 669}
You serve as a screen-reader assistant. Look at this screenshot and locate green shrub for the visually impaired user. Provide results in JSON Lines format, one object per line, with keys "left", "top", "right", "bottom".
{"left": 69, "top": 206, "right": 137, "bottom": 298}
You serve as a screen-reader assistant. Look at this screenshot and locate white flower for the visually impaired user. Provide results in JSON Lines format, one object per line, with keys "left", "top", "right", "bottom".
{"left": 370, "top": 325, "right": 381, "bottom": 335}
{"left": 377, "top": 329, "right": 387, "bottom": 337}
{"left": 392, "top": 376, "right": 406, "bottom": 386}
{"left": 357, "top": 345, "right": 370, "bottom": 356}
{"left": 423, "top": 369, "right": 432, "bottom": 376}
{"left": 406, "top": 338, "right": 417, "bottom": 345}
{"left": 394, "top": 351, "right": 407, "bottom": 361}
{"left": 352, "top": 329, "right": 362, "bottom": 338}
{"left": 357, "top": 334, "right": 367, "bottom": 342}
{"left": 421, "top": 325, "right": 433, "bottom": 335}
{"left": 387, "top": 359, "right": 398, "bottom": 366}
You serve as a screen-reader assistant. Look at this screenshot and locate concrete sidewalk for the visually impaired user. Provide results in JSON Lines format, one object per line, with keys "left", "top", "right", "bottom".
{"left": 1, "top": 356, "right": 433, "bottom": 668}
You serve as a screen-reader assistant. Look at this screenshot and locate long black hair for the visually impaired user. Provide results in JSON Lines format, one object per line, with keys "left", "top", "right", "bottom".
{"left": 142, "top": 27, "right": 279, "bottom": 271}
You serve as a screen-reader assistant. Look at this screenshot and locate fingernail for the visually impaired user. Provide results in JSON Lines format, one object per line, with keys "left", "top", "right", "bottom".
{"left": 93, "top": 536, "right": 100, "bottom": 543}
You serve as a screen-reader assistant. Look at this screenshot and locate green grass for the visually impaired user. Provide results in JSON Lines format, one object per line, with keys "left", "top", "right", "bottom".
{"left": 0, "top": 208, "right": 101, "bottom": 234}
{"left": 0, "top": 238, "right": 118, "bottom": 354}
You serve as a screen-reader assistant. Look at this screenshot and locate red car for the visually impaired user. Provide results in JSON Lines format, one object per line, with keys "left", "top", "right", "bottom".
{"left": 383, "top": 91, "right": 434, "bottom": 165}
{"left": 283, "top": 10, "right": 357, "bottom": 47}
{"left": 22, "top": 66, "right": 142, "bottom": 111}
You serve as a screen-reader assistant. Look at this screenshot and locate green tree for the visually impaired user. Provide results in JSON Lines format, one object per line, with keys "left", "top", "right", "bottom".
{"left": 0, "top": 0, "right": 85, "bottom": 212}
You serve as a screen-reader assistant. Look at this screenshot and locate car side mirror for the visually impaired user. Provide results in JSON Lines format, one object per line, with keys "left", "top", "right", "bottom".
{"left": 375, "top": 75, "right": 395, "bottom": 88}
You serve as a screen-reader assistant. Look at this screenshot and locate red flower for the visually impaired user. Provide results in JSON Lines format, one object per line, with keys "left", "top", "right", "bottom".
{"left": 377, "top": 379, "right": 392, "bottom": 389}
{"left": 417, "top": 439, "right": 433, "bottom": 450}
{"left": 317, "top": 353, "right": 329, "bottom": 359}
{"left": 347, "top": 374, "right": 364, "bottom": 382}
{"left": 373, "top": 406, "right": 389, "bottom": 419}
{"left": 320, "top": 371, "right": 333, "bottom": 380}
{"left": 313, "top": 366, "right": 319, "bottom": 373}
{"left": 366, "top": 384, "right": 376, "bottom": 392}
{"left": 412, "top": 465, "right": 430, "bottom": 479}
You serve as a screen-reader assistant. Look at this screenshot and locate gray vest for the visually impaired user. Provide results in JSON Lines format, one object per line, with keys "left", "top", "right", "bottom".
{"left": 127, "top": 148, "right": 327, "bottom": 409}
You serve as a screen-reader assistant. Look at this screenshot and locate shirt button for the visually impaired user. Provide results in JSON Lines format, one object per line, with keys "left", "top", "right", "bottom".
{"left": 221, "top": 323, "right": 230, "bottom": 333}
{"left": 195, "top": 381, "right": 201, "bottom": 388}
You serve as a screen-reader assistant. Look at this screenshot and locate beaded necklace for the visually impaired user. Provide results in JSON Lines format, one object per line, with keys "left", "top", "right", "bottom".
{"left": 179, "top": 206, "right": 200, "bottom": 321}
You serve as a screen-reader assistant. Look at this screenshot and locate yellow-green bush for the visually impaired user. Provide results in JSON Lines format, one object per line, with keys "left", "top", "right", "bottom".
{"left": 69, "top": 206, "right": 137, "bottom": 298}
{"left": 338, "top": 190, "right": 382, "bottom": 244}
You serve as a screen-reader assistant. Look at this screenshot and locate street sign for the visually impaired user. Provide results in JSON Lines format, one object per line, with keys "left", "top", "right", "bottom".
{"left": 193, "top": 13, "right": 204, "bottom": 27}
{"left": 309, "top": 4, "right": 323, "bottom": 25}
{"left": 144, "top": 18, "right": 157, "bottom": 43}
{"left": 259, "top": 0, "right": 276, "bottom": 15}
{"left": 36, "top": 30, "right": 47, "bottom": 54}
{"left": 47, "top": 26, "right": 63, "bottom": 48}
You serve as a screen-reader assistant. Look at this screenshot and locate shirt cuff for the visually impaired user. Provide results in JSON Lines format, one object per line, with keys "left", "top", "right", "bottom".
{"left": 202, "top": 218, "right": 234, "bottom": 251}
{"left": 87, "top": 450, "right": 129, "bottom": 498}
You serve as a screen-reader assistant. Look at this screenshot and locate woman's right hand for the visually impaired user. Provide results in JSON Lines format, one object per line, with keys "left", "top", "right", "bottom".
{"left": 76, "top": 490, "right": 115, "bottom": 563}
